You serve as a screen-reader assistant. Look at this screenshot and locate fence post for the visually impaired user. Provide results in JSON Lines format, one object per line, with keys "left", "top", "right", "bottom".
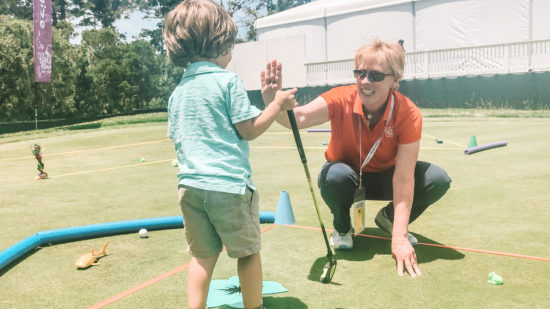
{"left": 424, "top": 52, "right": 429, "bottom": 78}
{"left": 505, "top": 44, "right": 511, "bottom": 73}
{"left": 527, "top": 41, "right": 533, "bottom": 72}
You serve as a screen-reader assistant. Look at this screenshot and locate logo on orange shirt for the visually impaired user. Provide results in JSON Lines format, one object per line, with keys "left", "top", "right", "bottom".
{"left": 384, "top": 126, "right": 394, "bottom": 138}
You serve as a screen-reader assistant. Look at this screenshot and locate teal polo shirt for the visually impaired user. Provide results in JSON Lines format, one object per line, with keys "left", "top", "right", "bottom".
{"left": 167, "top": 61, "right": 261, "bottom": 194}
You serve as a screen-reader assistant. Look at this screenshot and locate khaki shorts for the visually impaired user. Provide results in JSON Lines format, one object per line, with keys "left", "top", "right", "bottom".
{"left": 178, "top": 185, "right": 260, "bottom": 258}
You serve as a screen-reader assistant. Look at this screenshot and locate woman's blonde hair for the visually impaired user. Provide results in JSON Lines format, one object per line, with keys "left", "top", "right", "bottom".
{"left": 163, "top": 0, "right": 237, "bottom": 68}
{"left": 355, "top": 39, "right": 405, "bottom": 86}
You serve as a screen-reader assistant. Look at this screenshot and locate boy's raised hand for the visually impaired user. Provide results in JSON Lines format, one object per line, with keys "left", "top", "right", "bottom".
{"left": 261, "top": 59, "right": 283, "bottom": 104}
{"left": 275, "top": 88, "right": 298, "bottom": 111}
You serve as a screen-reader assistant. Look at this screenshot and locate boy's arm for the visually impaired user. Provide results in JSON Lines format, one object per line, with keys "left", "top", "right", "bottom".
{"left": 272, "top": 96, "right": 330, "bottom": 129}
{"left": 234, "top": 88, "right": 297, "bottom": 141}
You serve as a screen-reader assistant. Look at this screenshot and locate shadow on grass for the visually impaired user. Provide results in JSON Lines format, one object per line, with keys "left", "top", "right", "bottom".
{"left": 341, "top": 227, "right": 464, "bottom": 263}
{"left": 307, "top": 227, "right": 465, "bottom": 282}
{"left": 307, "top": 257, "right": 342, "bottom": 285}
{"left": 263, "top": 296, "right": 307, "bottom": 308}
{"left": 218, "top": 296, "right": 307, "bottom": 309}
{"left": 0, "top": 247, "right": 42, "bottom": 277}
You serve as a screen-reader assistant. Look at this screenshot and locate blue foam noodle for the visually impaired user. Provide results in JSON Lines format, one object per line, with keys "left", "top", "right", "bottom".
{"left": 35, "top": 216, "right": 184, "bottom": 245}
{"left": 259, "top": 211, "right": 275, "bottom": 223}
{"left": 1, "top": 212, "right": 274, "bottom": 273}
{"left": 33, "top": 213, "right": 273, "bottom": 245}
{"left": 464, "top": 141, "right": 507, "bottom": 155}
{"left": 0, "top": 235, "right": 41, "bottom": 270}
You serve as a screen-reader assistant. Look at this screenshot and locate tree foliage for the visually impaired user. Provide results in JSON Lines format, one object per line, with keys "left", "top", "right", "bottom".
{"left": 0, "top": 1, "right": 313, "bottom": 123}
{"left": 0, "top": 15, "right": 167, "bottom": 122}
{"left": 73, "top": 0, "right": 137, "bottom": 28}
{"left": 0, "top": 0, "right": 140, "bottom": 28}
{"left": 0, "top": 0, "right": 33, "bottom": 21}
{"left": 138, "top": 0, "right": 312, "bottom": 52}
{"left": 0, "top": 15, "right": 34, "bottom": 121}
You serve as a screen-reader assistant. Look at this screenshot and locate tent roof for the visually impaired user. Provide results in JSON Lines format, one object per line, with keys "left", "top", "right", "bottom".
{"left": 255, "top": 0, "right": 421, "bottom": 29}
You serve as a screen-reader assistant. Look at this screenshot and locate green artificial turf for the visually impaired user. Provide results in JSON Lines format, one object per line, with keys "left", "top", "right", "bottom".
{"left": 1, "top": 111, "right": 549, "bottom": 308}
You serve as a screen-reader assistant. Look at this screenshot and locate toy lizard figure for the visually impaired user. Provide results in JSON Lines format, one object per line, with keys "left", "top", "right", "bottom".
{"left": 75, "top": 241, "right": 110, "bottom": 269}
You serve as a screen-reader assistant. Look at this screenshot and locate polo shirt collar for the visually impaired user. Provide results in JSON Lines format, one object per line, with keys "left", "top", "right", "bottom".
{"left": 183, "top": 61, "right": 223, "bottom": 78}
{"left": 352, "top": 89, "right": 395, "bottom": 124}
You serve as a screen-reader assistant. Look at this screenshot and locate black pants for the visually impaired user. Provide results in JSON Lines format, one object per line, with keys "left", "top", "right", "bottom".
{"left": 318, "top": 161, "right": 451, "bottom": 233}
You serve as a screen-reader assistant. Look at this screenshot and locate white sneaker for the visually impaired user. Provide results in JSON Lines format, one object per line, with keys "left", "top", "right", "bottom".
{"left": 330, "top": 228, "right": 353, "bottom": 250}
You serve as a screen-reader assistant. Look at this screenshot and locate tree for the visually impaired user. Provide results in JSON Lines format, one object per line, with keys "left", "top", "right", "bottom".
{"left": 0, "top": 15, "right": 34, "bottom": 121}
{"left": 120, "top": 40, "right": 163, "bottom": 109}
{"left": 135, "top": 0, "right": 180, "bottom": 53}
{"left": 264, "top": 0, "right": 314, "bottom": 15}
{"left": 39, "top": 20, "right": 81, "bottom": 119}
{"left": 79, "top": 28, "right": 124, "bottom": 115}
{"left": 0, "top": 0, "right": 89, "bottom": 27}
{"left": 71, "top": 0, "right": 137, "bottom": 28}
{"left": 218, "top": 0, "right": 264, "bottom": 41}
{"left": 219, "top": 0, "right": 314, "bottom": 41}
{"left": 138, "top": 0, "right": 306, "bottom": 49}
{"left": 78, "top": 27, "right": 165, "bottom": 116}
{"left": 0, "top": 16, "right": 81, "bottom": 121}
{"left": 0, "top": 0, "right": 33, "bottom": 21}
{"left": 52, "top": 0, "right": 69, "bottom": 25}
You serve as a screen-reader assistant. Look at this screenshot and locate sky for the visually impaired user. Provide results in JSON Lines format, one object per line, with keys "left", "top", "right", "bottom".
{"left": 69, "top": 2, "right": 253, "bottom": 45}
{"left": 114, "top": 10, "right": 161, "bottom": 42}
{"left": 70, "top": 10, "right": 161, "bottom": 44}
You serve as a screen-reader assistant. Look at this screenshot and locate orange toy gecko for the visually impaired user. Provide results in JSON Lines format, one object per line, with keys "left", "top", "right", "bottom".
{"left": 75, "top": 241, "right": 109, "bottom": 269}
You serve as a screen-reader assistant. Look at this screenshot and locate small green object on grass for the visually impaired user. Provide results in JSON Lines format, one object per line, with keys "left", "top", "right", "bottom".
{"left": 468, "top": 135, "right": 478, "bottom": 148}
{"left": 488, "top": 272, "right": 503, "bottom": 285}
{"left": 140, "top": 157, "right": 146, "bottom": 162}
{"left": 171, "top": 159, "right": 178, "bottom": 167}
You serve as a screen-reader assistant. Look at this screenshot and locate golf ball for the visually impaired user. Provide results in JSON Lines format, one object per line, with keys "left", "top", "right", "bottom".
{"left": 139, "top": 228, "right": 148, "bottom": 238}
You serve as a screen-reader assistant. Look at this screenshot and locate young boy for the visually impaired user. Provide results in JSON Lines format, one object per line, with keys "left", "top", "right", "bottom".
{"left": 163, "top": 1, "right": 297, "bottom": 308}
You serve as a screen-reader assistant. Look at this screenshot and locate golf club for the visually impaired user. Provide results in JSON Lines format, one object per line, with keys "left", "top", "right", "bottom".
{"left": 287, "top": 110, "right": 337, "bottom": 284}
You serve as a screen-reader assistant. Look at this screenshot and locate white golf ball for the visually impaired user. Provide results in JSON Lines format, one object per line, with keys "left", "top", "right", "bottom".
{"left": 139, "top": 228, "right": 148, "bottom": 238}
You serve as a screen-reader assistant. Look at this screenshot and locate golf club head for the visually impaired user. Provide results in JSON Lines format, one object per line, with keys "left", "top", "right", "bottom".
{"left": 320, "top": 258, "right": 337, "bottom": 283}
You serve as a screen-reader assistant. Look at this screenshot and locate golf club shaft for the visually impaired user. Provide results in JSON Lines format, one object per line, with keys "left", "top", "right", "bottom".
{"left": 287, "top": 110, "right": 333, "bottom": 259}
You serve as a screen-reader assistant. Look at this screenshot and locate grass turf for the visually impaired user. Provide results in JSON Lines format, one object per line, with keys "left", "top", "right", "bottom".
{"left": 1, "top": 110, "right": 550, "bottom": 308}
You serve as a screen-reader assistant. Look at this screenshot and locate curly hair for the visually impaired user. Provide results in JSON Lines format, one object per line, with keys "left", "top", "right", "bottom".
{"left": 163, "top": 0, "right": 237, "bottom": 68}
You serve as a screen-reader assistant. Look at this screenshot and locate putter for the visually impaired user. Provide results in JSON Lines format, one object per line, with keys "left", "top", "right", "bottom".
{"left": 287, "top": 110, "right": 337, "bottom": 284}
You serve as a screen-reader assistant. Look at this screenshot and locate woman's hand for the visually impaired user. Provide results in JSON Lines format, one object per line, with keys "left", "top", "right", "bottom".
{"left": 392, "top": 236, "right": 421, "bottom": 277}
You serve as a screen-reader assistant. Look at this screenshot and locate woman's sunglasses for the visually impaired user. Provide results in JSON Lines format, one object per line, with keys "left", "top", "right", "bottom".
{"left": 353, "top": 70, "right": 394, "bottom": 82}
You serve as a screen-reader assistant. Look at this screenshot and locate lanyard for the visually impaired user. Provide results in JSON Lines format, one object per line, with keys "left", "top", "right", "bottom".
{"left": 358, "top": 94, "right": 395, "bottom": 187}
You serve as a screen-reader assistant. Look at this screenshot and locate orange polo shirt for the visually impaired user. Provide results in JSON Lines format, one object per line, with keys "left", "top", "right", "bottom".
{"left": 321, "top": 85, "right": 422, "bottom": 173}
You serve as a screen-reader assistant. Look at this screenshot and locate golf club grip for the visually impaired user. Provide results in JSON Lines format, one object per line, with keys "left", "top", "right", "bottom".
{"left": 286, "top": 110, "right": 307, "bottom": 164}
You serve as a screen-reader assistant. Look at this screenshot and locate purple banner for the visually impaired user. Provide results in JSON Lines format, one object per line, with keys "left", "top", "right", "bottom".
{"left": 33, "top": 0, "right": 52, "bottom": 82}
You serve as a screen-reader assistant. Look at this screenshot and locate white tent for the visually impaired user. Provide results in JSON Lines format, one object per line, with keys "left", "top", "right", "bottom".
{"left": 229, "top": 0, "right": 550, "bottom": 89}
{"left": 255, "top": 0, "right": 550, "bottom": 63}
